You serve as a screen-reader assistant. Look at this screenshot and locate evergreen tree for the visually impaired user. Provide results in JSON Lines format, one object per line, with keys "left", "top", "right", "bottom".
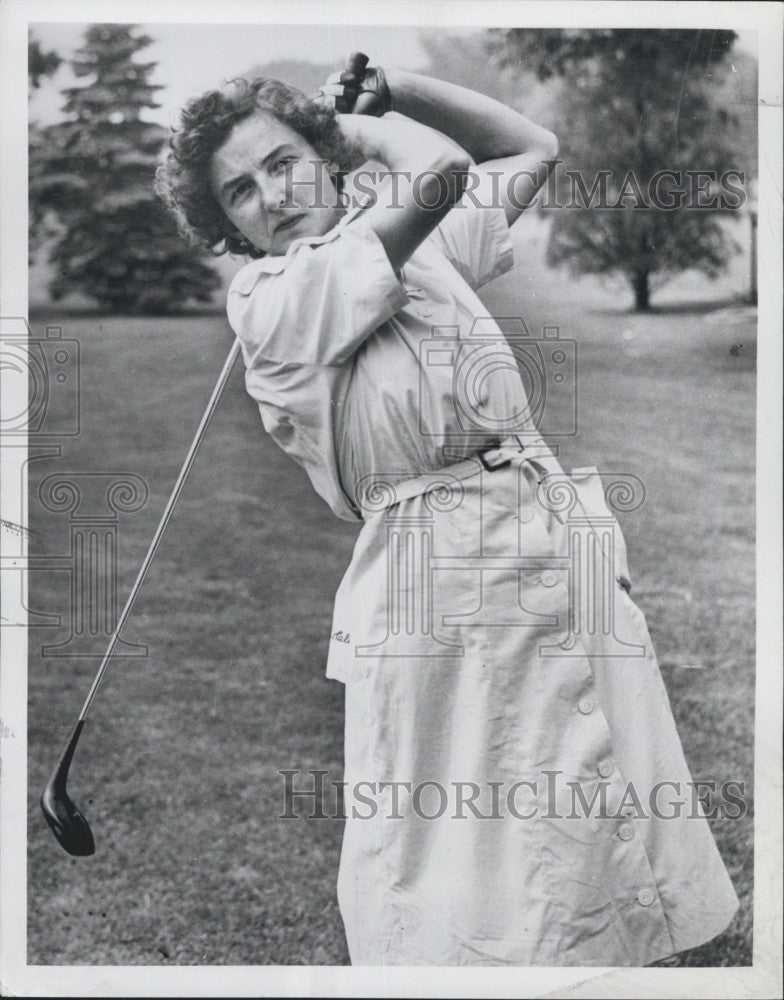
{"left": 30, "top": 24, "right": 220, "bottom": 314}
{"left": 28, "top": 35, "right": 62, "bottom": 91}
{"left": 29, "top": 33, "right": 62, "bottom": 262}
{"left": 491, "top": 29, "right": 746, "bottom": 310}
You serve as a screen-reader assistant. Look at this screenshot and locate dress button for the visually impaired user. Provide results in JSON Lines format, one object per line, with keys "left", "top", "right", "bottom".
{"left": 598, "top": 760, "right": 613, "bottom": 778}
{"left": 541, "top": 571, "right": 557, "bottom": 587}
{"left": 578, "top": 697, "right": 595, "bottom": 715}
{"left": 420, "top": 307, "right": 434, "bottom": 318}
{"left": 618, "top": 823, "right": 634, "bottom": 841}
{"left": 637, "top": 888, "right": 655, "bottom": 907}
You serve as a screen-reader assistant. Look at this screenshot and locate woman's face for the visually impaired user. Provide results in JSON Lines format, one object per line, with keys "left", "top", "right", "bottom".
{"left": 209, "top": 110, "right": 344, "bottom": 255}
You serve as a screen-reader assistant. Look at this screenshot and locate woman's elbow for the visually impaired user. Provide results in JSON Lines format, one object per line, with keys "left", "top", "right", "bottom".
{"left": 426, "top": 147, "right": 473, "bottom": 207}
{"left": 447, "top": 148, "right": 473, "bottom": 176}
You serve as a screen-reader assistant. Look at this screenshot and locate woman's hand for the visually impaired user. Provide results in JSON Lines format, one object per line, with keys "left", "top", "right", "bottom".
{"left": 313, "top": 64, "right": 393, "bottom": 116}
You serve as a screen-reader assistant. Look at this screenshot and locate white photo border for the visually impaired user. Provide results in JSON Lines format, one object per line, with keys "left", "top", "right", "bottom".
{"left": 1, "top": 1, "right": 781, "bottom": 996}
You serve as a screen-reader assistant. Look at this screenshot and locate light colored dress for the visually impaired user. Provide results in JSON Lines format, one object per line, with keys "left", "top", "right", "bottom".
{"left": 227, "top": 178, "right": 739, "bottom": 966}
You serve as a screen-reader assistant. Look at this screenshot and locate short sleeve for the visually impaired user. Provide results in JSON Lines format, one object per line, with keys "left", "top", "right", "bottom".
{"left": 227, "top": 223, "right": 409, "bottom": 368}
{"left": 427, "top": 168, "right": 515, "bottom": 290}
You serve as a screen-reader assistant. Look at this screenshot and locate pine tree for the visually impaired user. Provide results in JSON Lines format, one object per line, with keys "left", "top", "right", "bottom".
{"left": 30, "top": 24, "right": 220, "bottom": 314}
{"left": 28, "top": 35, "right": 61, "bottom": 91}
{"left": 29, "top": 33, "right": 62, "bottom": 263}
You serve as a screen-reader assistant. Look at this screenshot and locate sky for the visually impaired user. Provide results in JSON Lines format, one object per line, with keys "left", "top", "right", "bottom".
{"left": 29, "top": 23, "right": 476, "bottom": 127}
{"left": 29, "top": 22, "right": 757, "bottom": 129}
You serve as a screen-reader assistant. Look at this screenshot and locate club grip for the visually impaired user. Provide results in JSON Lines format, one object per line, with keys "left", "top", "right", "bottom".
{"left": 342, "top": 51, "right": 369, "bottom": 85}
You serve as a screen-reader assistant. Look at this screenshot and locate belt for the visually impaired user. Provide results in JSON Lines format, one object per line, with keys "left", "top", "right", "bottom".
{"left": 354, "top": 436, "right": 556, "bottom": 515}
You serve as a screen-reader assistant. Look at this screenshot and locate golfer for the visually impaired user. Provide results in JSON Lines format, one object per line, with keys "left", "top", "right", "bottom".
{"left": 157, "top": 65, "right": 739, "bottom": 966}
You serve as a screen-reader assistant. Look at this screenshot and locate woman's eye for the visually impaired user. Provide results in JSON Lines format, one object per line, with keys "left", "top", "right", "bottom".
{"left": 230, "top": 180, "right": 252, "bottom": 204}
{"left": 272, "top": 157, "right": 296, "bottom": 174}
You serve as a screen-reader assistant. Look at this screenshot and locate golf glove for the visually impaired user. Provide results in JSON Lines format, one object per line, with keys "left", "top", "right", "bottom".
{"left": 314, "top": 64, "right": 393, "bottom": 117}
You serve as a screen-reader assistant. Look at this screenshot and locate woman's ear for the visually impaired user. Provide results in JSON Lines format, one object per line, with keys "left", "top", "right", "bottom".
{"left": 224, "top": 222, "right": 254, "bottom": 254}
{"left": 227, "top": 223, "right": 252, "bottom": 249}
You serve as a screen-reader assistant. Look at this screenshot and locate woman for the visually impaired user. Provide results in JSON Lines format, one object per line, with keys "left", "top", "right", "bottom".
{"left": 156, "top": 64, "right": 739, "bottom": 966}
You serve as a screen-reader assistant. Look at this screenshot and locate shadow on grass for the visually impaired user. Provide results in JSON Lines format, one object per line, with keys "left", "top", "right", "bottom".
{"left": 587, "top": 295, "right": 756, "bottom": 317}
{"left": 28, "top": 305, "right": 227, "bottom": 321}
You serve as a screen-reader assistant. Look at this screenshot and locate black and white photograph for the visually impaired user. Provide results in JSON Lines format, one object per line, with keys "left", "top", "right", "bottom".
{"left": 1, "top": 0, "right": 781, "bottom": 996}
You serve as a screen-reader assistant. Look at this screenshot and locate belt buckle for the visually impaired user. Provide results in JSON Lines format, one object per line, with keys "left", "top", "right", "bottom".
{"left": 477, "top": 436, "right": 526, "bottom": 472}
{"left": 478, "top": 443, "right": 512, "bottom": 472}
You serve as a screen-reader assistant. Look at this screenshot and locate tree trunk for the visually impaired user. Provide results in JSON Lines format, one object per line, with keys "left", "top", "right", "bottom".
{"left": 632, "top": 271, "right": 650, "bottom": 311}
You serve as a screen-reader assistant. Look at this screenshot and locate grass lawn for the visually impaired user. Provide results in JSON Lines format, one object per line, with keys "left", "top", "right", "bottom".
{"left": 26, "top": 257, "right": 755, "bottom": 966}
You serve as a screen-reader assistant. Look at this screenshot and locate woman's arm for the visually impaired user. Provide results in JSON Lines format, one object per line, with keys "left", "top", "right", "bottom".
{"left": 337, "top": 113, "right": 471, "bottom": 272}
{"left": 383, "top": 70, "right": 558, "bottom": 227}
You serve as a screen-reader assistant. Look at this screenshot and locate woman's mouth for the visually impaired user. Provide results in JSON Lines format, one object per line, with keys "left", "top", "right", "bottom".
{"left": 275, "top": 214, "right": 305, "bottom": 233}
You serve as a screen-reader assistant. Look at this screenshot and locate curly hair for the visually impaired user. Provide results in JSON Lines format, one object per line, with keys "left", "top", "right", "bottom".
{"left": 155, "top": 77, "right": 357, "bottom": 258}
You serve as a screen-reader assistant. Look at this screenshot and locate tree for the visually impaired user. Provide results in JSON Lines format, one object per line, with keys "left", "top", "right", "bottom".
{"left": 28, "top": 35, "right": 62, "bottom": 91}
{"left": 491, "top": 29, "right": 745, "bottom": 310}
{"left": 29, "top": 24, "right": 220, "bottom": 314}
{"left": 29, "top": 34, "right": 63, "bottom": 261}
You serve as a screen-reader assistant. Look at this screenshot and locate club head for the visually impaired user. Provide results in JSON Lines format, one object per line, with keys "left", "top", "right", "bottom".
{"left": 41, "top": 780, "right": 95, "bottom": 856}
{"left": 41, "top": 720, "right": 96, "bottom": 857}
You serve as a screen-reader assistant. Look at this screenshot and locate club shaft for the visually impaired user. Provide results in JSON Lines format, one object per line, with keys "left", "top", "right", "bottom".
{"left": 77, "top": 338, "right": 242, "bottom": 722}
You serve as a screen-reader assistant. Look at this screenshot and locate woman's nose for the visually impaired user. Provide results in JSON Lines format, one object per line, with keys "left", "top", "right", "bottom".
{"left": 259, "top": 174, "right": 287, "bottom": 212}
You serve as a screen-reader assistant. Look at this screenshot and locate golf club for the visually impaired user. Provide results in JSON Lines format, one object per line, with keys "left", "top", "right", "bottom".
{"left": 41, "top": 337, "right": 242, "bottom": 856}
{"left": 42, "top": 51, "right": 375, "bottom": 857}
